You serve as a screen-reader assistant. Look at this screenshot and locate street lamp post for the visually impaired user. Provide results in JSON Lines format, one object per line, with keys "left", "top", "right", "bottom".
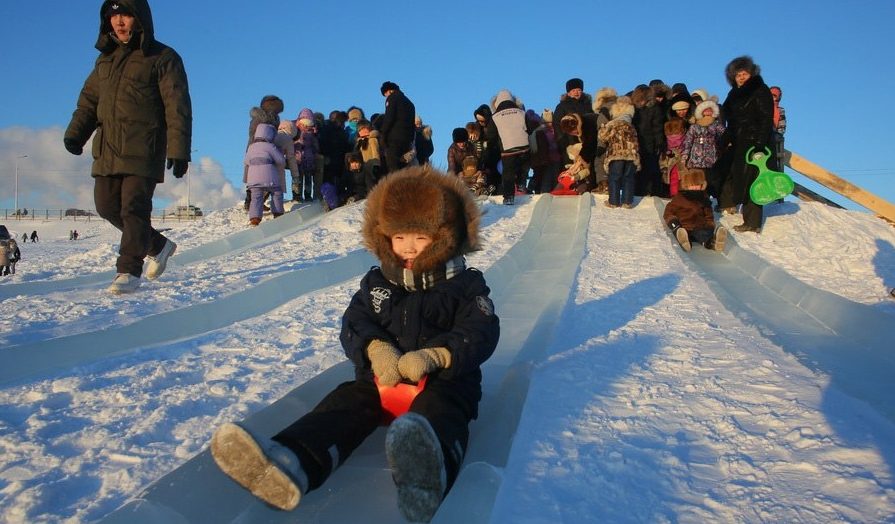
{"left": 188, "top": 149, "right": 198, "bottom": 208}
{"left": 14, "top": 155, "right": 27, "bottom": 217}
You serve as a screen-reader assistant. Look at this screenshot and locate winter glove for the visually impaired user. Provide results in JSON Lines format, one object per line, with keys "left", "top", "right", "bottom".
{"left": 167, "top": 158, "right": 189, "bottom": 178}
{"left": 366, "top": 340, "right": 403, "bottom": 387}
{"left": 397, "top": 347, "right": 452, "bottom": 383}
{"left": 63, "top": 138, "right": 83, "bottom": 156}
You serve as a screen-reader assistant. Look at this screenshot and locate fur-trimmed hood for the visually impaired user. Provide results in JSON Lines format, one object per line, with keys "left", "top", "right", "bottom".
{"left": 695, "top": 100, "right": 720, "bottom": 120}
{"left": 593, "top": 87, "right": 618, "bottom": 112}
{"left": 362, "top": 166, "right": 481, "bottom": 277}
{"left": 491, "top": 90, "right": 521, "bottom": 112}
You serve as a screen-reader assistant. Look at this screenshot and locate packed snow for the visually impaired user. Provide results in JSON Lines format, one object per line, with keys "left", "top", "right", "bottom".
{"left": 0, "top": 194, "right": 893, "bottom": 523}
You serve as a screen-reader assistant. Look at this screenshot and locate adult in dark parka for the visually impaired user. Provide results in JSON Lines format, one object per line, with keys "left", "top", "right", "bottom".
{"left": 718, "top": 55, "right": 774, "bottom": 232}
{"left": 379, "top": 81, "right": 417, "bottom": 174}
{"left": 64, "top": 0, "right": 192, "bottom": 294}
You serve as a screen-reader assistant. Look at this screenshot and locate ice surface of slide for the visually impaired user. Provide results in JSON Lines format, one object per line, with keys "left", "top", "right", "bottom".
{"left": 100, "top": 194, "right": 593, "bottom": 523}
{"left": 0, "top": 204, "right": 323, "bottom": 300}
{"left": 652, "top": 199, "right": 893, "bottom": 421}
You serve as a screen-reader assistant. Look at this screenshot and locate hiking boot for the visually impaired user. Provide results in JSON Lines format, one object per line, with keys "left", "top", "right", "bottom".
{"left": 733, "top": 224, "right": 760, "bottom": 233}
{"left": 145, "top": 239, "right": 176, "bottom": 281}
{"left": 603, "top": 201, "right": 618, "bottom": 208}
{"left": 713, "top": 226, "right": 728, "bottom": 251}
{"left": 503, "top": 195, "right": 514, "bottom": 206}
{"left": 386, "top": 413, "right": 446, "bottom": 523}
{"left": 210, "top": 423, "right": 308, "bottom": 511}
{"left": 108, "top": 273, "right": 141, "bottom": 294}
{"left": 622, "top": 203, "right": 634, "bottom": 209}
{"left": 675, "top": 228, "right": 692, "bottom": 252}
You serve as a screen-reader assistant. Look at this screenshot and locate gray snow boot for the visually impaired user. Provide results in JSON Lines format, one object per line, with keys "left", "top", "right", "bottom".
{"left": 210, "top": 422, "right": 308, "bottom": 511}
{"left": 386, "top": 413, "right": 447, "bottom": 523}
{"left": 713, "top": 225, "right": 728, "bottom": 252}
{"left": 675, "top": 227, "right": 692, "bottom": 252}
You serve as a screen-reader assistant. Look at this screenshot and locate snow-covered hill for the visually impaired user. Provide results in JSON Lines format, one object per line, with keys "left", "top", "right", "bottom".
{"left": 0, "top": 194, "right": 893, "bottom": 523}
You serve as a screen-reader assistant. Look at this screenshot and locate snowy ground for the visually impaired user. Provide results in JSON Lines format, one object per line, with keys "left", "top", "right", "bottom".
{"left": 0, "top": 195, "right": 893, "bottom": 523}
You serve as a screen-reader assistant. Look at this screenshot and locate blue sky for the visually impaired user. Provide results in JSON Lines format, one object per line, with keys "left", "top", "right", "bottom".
{"left": 1, "top": 0, "right": 894, "bottom": 213}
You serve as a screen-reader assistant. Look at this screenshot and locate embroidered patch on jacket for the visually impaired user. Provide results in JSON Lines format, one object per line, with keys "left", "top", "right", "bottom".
{"left": 370, "top": 287, "right": 392, "bottom": 313}
{"left": 476, "top": 296, "right": 495, "bottom": 317}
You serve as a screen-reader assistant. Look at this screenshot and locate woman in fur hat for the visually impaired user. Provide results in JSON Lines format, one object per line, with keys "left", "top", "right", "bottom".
{"left": 719, "top": 55, "right": 775, "bottom": 232}
{"left": 210, "top": 166, "right": 500, "bottom": 523}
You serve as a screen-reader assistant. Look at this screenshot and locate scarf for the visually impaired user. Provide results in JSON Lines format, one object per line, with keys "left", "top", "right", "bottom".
{"left": 381, "top": 256, "right": 467, "bottom": 291}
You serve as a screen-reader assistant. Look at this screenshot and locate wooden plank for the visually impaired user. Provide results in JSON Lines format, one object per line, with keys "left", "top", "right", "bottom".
{"left": 791, "top": 182, "right": 844, "bottom": 209}
{"left": 785, "top": 150, "right": 895, "bottom": 223}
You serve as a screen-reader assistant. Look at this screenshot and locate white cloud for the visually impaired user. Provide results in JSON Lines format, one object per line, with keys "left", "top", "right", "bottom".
{"left": 1, "top": 126, "right": 240, "bottom": 214}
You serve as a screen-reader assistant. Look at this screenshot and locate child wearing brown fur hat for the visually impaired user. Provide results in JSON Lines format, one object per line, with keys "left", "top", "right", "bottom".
{"left": 459, "top": 156, "right": 488, "bottom": 196}
{"left": 210, "top": 166, "right": 499, "bottom": 523}
{"left": 663, "top": 169, "right": 727, "bottom": 252}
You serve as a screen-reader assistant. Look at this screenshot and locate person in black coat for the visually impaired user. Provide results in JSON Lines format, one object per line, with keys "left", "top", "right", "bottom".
{"left": 553, "top": 77, "right": 594, "bottom": 142}
{"left": 632, "top": 84, "right": 667, "bottom": 196}
{"left": 379, "top": 81, "right": 417, "bottom": 173}
{"left": 718, "top": 56, "right": 775, "bottom": 232}
{"left": 210, "top": 166, "right": 499, "bottom": 523}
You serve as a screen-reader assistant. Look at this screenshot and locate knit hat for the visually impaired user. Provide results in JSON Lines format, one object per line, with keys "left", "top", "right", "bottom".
{"left": 380, "top": 81, "right": 399, "bottom": 95}
{"left": 565, "top": 78, "right": 584, "bottom": 93}
{"left": 452, "top": 127, "right": 469, "bottom": 143}
{"left": 671, "top": 100, "right": 690, "bottom": 112}
{"left": 541, "top": 109, "right": 553, "bottom": 123}
{"left": 362, "top": 166, "right": 481, "bottom": 275}
{"left": 104, "top": 2, "right": 133, "bottom": 17}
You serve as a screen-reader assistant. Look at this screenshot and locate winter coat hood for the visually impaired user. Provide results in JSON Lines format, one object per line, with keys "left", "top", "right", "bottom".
{"left": 362, "top": 166, "right": 481, "bottom": 277}
{"left": 96, "top": 0, "right": 155, "bottom": 54}
{"left": 474, "top": 104, "right": 493, "bottom": 122}
{"left": 254, "top": 123, "right": 276, "bottom": 142}
{"left": 491, "top": 90, "right": 518, "bottom": 112}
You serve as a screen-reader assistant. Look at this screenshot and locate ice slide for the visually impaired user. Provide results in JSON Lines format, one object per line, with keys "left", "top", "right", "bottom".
{"left": 99, "top": 194, "right": 593, "bottom": 523}
{"left": 0, "top": 203, "right": 324, "bottom": 300}
{"left": 652, "top": 199, "right": 894, "bottom": 422}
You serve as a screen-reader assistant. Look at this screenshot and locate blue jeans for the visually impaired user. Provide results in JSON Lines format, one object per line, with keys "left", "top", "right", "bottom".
{"left": 608, "top": 160, "right": 635, "bottom": 206}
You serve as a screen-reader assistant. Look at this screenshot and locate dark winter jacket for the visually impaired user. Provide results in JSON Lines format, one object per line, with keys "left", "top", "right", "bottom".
{"left": 447, "top": 142, "right": 473, "bottom": 175}
{"left": 721, "top": 75, "right": 774, "bottom": 151}
{"left": 553, "top": 93, "right": 594, "bottom": 139}
{"left": 341, "top": 268, "right": 499, "bottom": 389}
{"left": 663, "top": 190, "right": 715, "bottom": 231}
{"left": 557, "top": 113, "right": 601, "bottom": 168}
{"left": 415, "top": 126, "right": 434, "bottom": 164}
{"left": 380, "top": 89, "right": 416, "bottom": 154}
{"left": 65, "top": 0, "right": 192, "bottom": 182}
{"left": 633, "top": 103, "right": 666, "bottom": 155}
{"left": 474, "top": 104, "right": 501, "bottom": 171}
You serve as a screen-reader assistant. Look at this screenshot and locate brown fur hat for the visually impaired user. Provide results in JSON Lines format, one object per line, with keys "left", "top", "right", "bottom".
{"left": 681, "top": 168, "right": 707, "bottom": 189}
{"left": 260, "top": 95, "right": 284, "bottom": 115}
{"left": 362, "top": 165, "right": 481, "bottom": 275}
{"left": 725, "top": 55, "right": 761, "bottom": 87}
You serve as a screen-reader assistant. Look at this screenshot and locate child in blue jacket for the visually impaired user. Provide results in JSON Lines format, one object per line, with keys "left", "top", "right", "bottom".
{"left": 211, "top": 166, "right": 500, "bottom": 522}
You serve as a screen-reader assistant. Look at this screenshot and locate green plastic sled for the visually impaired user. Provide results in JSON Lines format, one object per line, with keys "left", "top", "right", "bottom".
{"left": 746, "top": 146, "right": 794, "bottom": 205}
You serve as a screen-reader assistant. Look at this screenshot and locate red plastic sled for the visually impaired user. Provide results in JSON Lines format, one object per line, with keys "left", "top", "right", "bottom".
{"left": 374, "top": 375, "right": 428, "bottom": 425}
{"left": 550, "top": 173, "right": 579, "bottom": 196}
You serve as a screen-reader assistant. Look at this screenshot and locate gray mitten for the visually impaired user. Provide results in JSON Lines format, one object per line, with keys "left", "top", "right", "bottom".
{"left": 397, "top": 347, "right": 452, "bottom": 383}
{"left": 366, "top": 340, "right": 403, "bottom": 387}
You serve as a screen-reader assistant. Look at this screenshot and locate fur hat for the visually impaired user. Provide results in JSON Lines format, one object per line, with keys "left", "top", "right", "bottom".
{"left": 593, "top": 87, "right": 618, "bottom": 111}
{"left": 725, "top": 55, "right": 761, "bottom": 87}
{"left": 695, "top": 100, "right": 720, "bottom": 119}
{"left": 452, "top": 127, "right": 469, "bottom": 143}
{"left": 541, "top": 109, "right": 553, "bottom": 123}
{"left": 277, "top": 120, "right": 297, "bottom": 138}
{"left": 260, "top": 95, "right": 284, "bottom": 115}
{"left": 565, "top": 78, "right": 584, "bottom": 93}
{"left": 610, "top": 96, "right": 635, "bottom": 119}
{"left": 362, "top": 166, "right": 481, "bottom": 275}
{"left": 380, "top": 81, "right": 399, "bottom": 95}
{"left": 559, "top": 114, "right": 582, "bottom": 136}
{"left": 462, "top": 156, "right": 478, "bottom": 175}
{"left": 681, "top": 168, "right": 707, "bottom": 189}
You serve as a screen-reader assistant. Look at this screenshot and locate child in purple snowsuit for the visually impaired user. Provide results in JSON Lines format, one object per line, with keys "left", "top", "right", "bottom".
{"left": 244, "top": 123, "right": 285, "bottom": 225}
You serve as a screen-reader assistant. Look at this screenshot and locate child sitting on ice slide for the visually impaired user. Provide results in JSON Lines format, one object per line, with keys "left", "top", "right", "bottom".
{"left": 210, "top": 165, "right": 500, "bottom": 523}
{"left": 664, "top": 168, "right": 727, "bottom": 253}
